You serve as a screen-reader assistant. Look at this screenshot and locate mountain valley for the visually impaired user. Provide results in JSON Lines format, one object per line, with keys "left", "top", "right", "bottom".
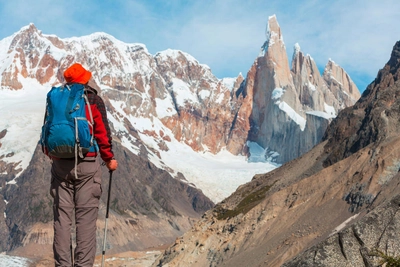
{"left": 0, "top": 14, "right": 368, "bottom": 266}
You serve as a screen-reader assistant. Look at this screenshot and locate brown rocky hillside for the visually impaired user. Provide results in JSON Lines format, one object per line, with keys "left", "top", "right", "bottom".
{"left": 153, "top": 41, "right": 400, "bottom": 267}
{"left": 3, "top": 141, "right": 214, "bottom": 262}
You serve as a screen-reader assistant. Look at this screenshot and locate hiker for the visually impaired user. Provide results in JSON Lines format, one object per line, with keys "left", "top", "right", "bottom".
{"left": 43, "top": 63, "right": 118, "bottom": 266}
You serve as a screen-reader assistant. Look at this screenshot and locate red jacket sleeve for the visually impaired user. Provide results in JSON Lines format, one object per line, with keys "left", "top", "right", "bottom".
{"left": 86, "top": 93, "right": 114, "bottom": 162}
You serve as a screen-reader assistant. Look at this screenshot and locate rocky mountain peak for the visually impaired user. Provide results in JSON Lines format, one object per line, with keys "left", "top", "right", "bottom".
{"left": 291, "top": 43, "right": 328, "bottom": 112}
{"left": 259, "top": 14, "right": 292, "bottom": 88}
{"left": 1, "top": 23, "right": 62, "bottom": 89}
{"left": 323, "top": 59, "right": 359, "bottom": 107}
{"left": 323, "top": 41, "right": 400, "bottom": 167}
{"left": 245, "top": 15, "right": 360, "bottom": 163}
{"left": 18, "top": 23, "right": 40, "bottom": 35}
{"left": 9, "top": 23, "right": 44, "bottom": 52}
{"left": 291, "top": 43, "right": 301, "bottom": 60}
{"left": 387, "top": 41, "right": 400, "bottom": 68}
{"left": 260, "top": 15, "right": 284, "bottom": 54}
{"left": 375, "top": 40, "right": 400, "bottom": 88}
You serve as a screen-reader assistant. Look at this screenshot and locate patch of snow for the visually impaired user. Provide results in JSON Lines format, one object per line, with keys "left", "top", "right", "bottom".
{"left": 294, "top": 43, "right": 301, "bottom": 53}
{"left": 215, "top": 93, "right": 226, "bottom": 104}
{"left": 120, "top": 136, "right": 140, "bottom": 155}
{"left": 155, "top": 49, "right": 210, "bottom": 70}
{"left": 276, "top": 101, "right": 306, "bottom": 131}
{"left": 221, "top": 77, "right": 237, "bottom": 91}
{"left": 272, "top": 88, "right": 284, "bottom": 100}
{"left": 268, "top": 31, "right": 277, "bottom": 47}
{"left": 329, "top": 74, "right": 343, "bottom": 86}
{"left": 107, "top": 109, "right": 128, "bottom": 134}
{"left": 307, "top": 82, "right": 316, "bottom": 91}
{"left": 306, "top": 111, "right": 334, "bottom": 120}
{"left": 155, "top": 97, "right": 177, "bottom": 118}
{"left": 170, "top": 78, "right": 199, "bottom": 107}
{"left": 3, "top": 199, "right": 7, "bottom": 218}
{"left": 292, "top": 43, "right": 301, "bottom": 61}
{"left": 330, "top": 213, "right": 360, "bottom": 236}
{"left": 47, "top": 45, "right": 66, "bottom": 62}
{"left": 5, "top": 180, "right": 17, "bottom": 185}
{"left": 158, "top": 140, "right": 279, "bottom": 203}
{"left": 0, "top": 36, "right": 14, "bottom": 73}
{"left": 156, "top": 49, "right": 197, "bottom": 63}
{"left": 0, "top": 254, "right": 32, "bottom": 267}
{"left": 198, "top": 89, "right": 211, "bottom": 99}
{"left": 324, "top": 102, "right": 336, "bottom": 117}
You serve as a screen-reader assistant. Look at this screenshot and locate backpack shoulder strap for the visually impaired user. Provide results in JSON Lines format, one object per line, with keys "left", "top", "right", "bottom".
{"left": 84, "top": 86, "right": 97, "bottom": 95}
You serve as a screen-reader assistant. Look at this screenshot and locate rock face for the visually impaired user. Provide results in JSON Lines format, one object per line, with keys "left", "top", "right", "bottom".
{"left": 323, "top": 59, "right": 361, "bottom": 109}
{"left": 322, "top": 40, "right": 400, "bottom": 167}
{"left": 152, "top": 41, "right": 400, "bottom": 267}
{"left": 244, "top": 15, "right": 360, "bottom": 163}
{"left": 283, "top": 195, "right": 400, "bottom": 266}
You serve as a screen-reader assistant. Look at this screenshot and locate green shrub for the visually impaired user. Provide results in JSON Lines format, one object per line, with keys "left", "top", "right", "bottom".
{"left": 215, "top": 181, "right": 276, "bottom": 220}
{"left": 371, "top": 249, "right": 400, "bottom": 267}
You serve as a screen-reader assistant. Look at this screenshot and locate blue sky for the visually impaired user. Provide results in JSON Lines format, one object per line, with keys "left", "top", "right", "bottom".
{"left": 1, "top": 0, "right": 399, "bottom": 92}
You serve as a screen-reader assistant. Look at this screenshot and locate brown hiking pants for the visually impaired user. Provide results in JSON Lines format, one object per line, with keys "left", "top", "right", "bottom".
{"left": 50, "top": 156, "right": 102, "bottom": 267}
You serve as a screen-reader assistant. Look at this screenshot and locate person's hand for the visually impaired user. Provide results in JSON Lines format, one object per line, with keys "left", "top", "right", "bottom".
{"left": 106, "top": 159, "right": 118, "bottom": 171}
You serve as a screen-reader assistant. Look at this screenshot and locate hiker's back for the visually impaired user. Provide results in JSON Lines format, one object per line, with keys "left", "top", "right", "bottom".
{"left": 40, "top": 83, "right": 95, "bottom": 159}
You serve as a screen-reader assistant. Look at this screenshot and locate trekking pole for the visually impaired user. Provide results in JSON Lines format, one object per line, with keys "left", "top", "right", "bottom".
{"left": 71, "top": 236, "right": 74, "bottom": 266}
{"left": 101, "top": 170, "right": 113, "bottom": 267}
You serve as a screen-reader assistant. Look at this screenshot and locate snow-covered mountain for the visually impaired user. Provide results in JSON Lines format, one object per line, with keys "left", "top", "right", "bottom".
{"left": 0, "top": 15, "right": 360, "bottom": 261}
{"left": 0, "top": 16, "right": 359, "bottom": 203}
{"left": 0, "top": 23, "right": 278, "bottom": 203}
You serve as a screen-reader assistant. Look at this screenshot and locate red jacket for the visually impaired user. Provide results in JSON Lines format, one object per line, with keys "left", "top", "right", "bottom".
{"left": 84, "top": 86, "right": 114, "bottom": 162}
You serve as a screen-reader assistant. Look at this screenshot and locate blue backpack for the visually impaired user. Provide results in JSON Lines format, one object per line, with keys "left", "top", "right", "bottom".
{"left": 40, "top": 83, "right": 97, "bottom": 159}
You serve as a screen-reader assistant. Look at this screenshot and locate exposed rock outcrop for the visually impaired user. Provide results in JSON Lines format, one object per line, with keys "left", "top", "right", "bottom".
{"left": 283, "top": 195, "right": 400, "bottom": 266}
{"left": 241, "top": 15, "right": 360, "bottom": 163}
